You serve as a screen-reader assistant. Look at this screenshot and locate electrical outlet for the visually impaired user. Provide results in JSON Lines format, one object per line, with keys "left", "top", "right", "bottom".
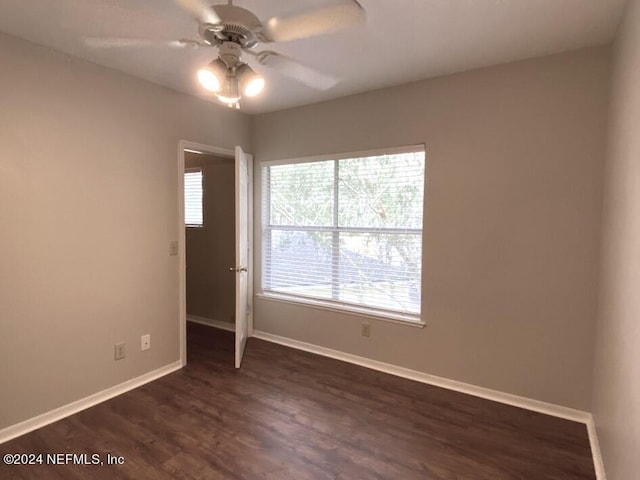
{"left": 114, "top": 342, "right": 126, "bottom": 360}
{"left": 361, "top": 322, "right": 371, "bottom": 338}
{"left": 141, "top": 334, "right": 151, "bottom": 351}
{"left": 169, "top": 241, "right": 178, "bottom": 256}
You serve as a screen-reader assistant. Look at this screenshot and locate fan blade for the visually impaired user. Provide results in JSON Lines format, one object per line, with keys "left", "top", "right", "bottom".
{"left": 174, "top": 0, "right": 221, "bottom": 25}
{"left": 261, "top": 0, "right": 365, "bottom": 43}
{"left": 84, "top": 37, "right": 205, "bottom": 48}
{"left": 256, "top": 51, "right": 338, "bottom": 90}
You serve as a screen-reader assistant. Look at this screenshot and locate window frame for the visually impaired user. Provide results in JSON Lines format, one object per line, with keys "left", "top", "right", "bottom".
{"left": 184, "top": 167, "right": 204, "bottom": 228}
{"left": 258, "top": 144, "right": 426, "bottom": 327}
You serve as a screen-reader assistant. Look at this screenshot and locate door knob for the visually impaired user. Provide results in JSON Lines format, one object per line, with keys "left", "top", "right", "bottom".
{"left": 230, "top": 267, "right": 248, "bottom": 272}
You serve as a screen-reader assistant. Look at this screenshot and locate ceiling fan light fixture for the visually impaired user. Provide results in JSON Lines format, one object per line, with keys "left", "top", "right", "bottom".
{"left": 197, "top": 68, "right": 221, "bottom": 92}
{"left": 217, "top": 75, "right": 241, "bottom": 105}
{"left": 243, "top": 76, "right": 265, "bottom": 97}
{"left": 197, "top": 58, "right": 227, "bottom": 92}
{"left": 236, "top": 63, "right": 265, "bottom": 97}
{"left": 217, "top": 94, "right": 241, "bottom": 104}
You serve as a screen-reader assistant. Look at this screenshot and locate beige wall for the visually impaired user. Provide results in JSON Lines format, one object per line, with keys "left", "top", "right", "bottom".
{"left": 593, "top": 0, "right": 640, "bottom": 478}
{"left": 185, "top": 153, "right": 235, "bottom": 324}
{"left": 251, "top": 47, "right": 610, "bottom": 410}
{"left": 0, "top": 32, "right": 250, "bottom": 429}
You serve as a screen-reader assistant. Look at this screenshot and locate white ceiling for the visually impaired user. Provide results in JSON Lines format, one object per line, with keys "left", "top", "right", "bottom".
{"left": 0, "top": 0, "right": 627, "bottom": 114}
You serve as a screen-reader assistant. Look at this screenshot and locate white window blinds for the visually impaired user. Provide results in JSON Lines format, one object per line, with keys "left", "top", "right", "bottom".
{"left": 184, "top": 169, "right": 203, "bottom": 227}
{"left": 262, "top": 147, "right": 425, "bottom": 318}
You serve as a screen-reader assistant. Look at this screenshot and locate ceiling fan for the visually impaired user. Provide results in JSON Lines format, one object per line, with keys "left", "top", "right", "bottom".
{"left": 85, "top": 0, "right": 366, "bottom": 108}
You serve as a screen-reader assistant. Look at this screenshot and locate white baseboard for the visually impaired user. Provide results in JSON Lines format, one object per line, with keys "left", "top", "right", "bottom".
{"left": 587, "top": 415, "right": 607, "bottom": 480}
{"left": 0, "top": 360, "right": 182, "bottom": 445}
{"left": 252, "top": 330, "right": 589, "bottom": 422}
{"left": 187, "top": 315, "right": 235, "bottom": 332}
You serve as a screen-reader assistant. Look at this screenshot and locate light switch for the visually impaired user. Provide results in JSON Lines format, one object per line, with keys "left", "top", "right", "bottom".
{"left": 169, "top": 241, "right": 178, "bottom": 256}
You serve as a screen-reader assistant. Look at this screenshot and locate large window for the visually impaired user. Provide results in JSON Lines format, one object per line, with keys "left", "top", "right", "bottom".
{"left": 261, "top": 146, "right": 425, "bottom": 321}
{"left": 184, "top": 168, "right": 203, "bottom": 227}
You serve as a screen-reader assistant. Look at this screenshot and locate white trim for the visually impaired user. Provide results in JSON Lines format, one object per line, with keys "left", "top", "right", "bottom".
{"left": 187, "top": 315, "right": 236, "bottom": 332}
{"left": 247, "top": 153, "right": 254, "bottom": 337}
{"left": 178, "top": 140, "right": 235, "bottom": 368}
{"left": 0, "top": 361, "right": 182, "bottom": 445}
{"left": 257, "top": 293, "right": 425, "bottom": 328}
{"left": 261, "top": 143, "right": 426, "bottom": 167}
{"left": 252, "top": 330, "right": 589, "bottom": 423}
{"left": 180, "top": 141, "right": 235, "bottom": 159}
{"left": 587, "top": 415, "right": 607, "bottom": 480}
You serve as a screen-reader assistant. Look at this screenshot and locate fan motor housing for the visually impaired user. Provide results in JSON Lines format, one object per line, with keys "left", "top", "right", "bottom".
{"left": 218, "top": 41, "right": 242, "bottom": 68}
{"left": 202, "top": 4, "right": 262, "bottom": 49}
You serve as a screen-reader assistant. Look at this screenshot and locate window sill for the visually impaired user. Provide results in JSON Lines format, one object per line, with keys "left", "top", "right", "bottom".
{"left": 256, "top": 292, "right": 426, "bottom": 329}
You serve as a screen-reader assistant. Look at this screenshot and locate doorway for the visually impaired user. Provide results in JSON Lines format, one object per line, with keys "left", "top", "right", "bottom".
{"left": 178, "top": 141, "right": 253, "bottom": 369}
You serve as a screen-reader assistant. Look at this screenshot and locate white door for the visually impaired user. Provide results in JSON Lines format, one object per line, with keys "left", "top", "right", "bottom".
{"left": 234, "top": 146, "right": 250, "bottom": 368}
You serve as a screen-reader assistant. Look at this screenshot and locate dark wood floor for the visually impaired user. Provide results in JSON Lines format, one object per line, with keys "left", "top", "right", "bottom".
{"left": 1, "top": 322, "right": 595, "bottom": 479}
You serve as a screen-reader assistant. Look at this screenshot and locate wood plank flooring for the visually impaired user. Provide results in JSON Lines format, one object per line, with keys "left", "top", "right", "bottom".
{"left": 1, "top": 322, "right": 596, "bottom": 479}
